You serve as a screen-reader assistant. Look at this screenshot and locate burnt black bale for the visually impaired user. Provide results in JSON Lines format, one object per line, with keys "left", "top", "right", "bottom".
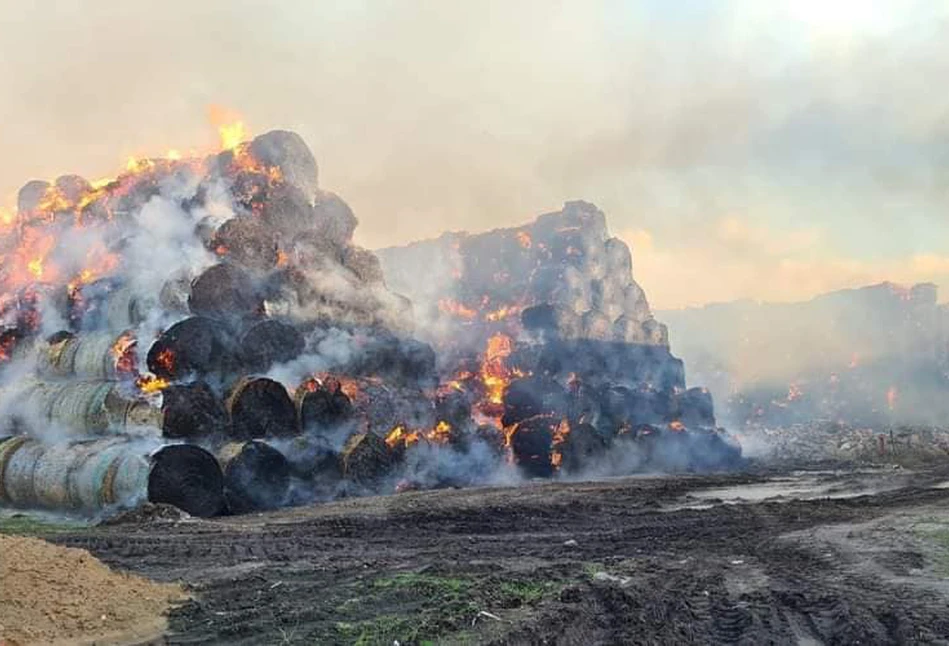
{"left": 147, "top": 316, "right": 229, "bottom": 380}
{"left": 672, "top": 387, "right": 716, "bottom": 427}
{"left": 510, "top": 417, "right": 556, "bottom": 478}
{"left": 161, "top": 381, "right": 229, "bottom": 440}
{"left": 189, "top": 263, "right": 264, "bottom": 321}
{"left": 559, "top": 423, "right": 610, "bottom": 474}
{"left": 226, "top": 377, "right": 298, "bottom": 440}
{"left": 339, "top": 332, "right": 437, "bottom": 388}
{"left": 147, "top": 444, "right": 226, "bottom": 518}
{"left": 435, "top": 390, "right": 473, "bottom": 430}
{"left": 501, "top": 376, "right": 569, "bottom": 428}
{"left": 509, "top": 339, "right": 685, "bottom": 393}
{"left": 218, "top": 441, "right": 291, "bottom": 514}
{"left": 239, "top": 319, "right": 305, "bottom": 372}
{"left": 295, "top": 379, "right": 355, "bottom": 433}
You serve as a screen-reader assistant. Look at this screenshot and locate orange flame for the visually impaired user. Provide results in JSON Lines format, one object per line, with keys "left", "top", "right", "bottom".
{"left": 136, "top": 375, "right": 170, "bottom": 395}
{"left": 110, "top": 331, "right": 138, "bottom": 375}
{"left": 154, "top": 348, "right": 176, "bottom": 375}
{"left": 208, "top": 105, "right": 247, "bottom": 151}
{"left": 516, "top": 230, "right": 532, "bottom": 249}
{"left": 438, "top": 298, "right": 478, "bottom": 320}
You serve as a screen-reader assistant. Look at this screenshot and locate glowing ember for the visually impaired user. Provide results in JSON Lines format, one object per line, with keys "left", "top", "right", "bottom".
{"left": 110, "top": 331, "right": 138, "bottom": 375}
{"left": 516, "top": 230, "right": 532, "bottom": 249}
{"left": 153, "top": 348, "right": 176, "bottom": 375}
{"left": 668, "top": 420, "right": 686, "bottom": 432}
{"left": 550, "top": 418, "right": 571, "bottom": 468}
{"left": 438, "top": 298, "right": 478, "bottom": 320}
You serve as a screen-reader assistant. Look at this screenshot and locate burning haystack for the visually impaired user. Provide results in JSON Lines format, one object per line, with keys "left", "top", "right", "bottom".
{"left": 0, "top": 123, "right": 739, "bottom": 520}
{"left": 378, "top": 201, "right": 741, "bottom": 477}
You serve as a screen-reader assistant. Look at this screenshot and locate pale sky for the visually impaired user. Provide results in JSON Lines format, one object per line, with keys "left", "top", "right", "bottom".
{"left": 2, "top": 1, "right": 949, "bottom": 308}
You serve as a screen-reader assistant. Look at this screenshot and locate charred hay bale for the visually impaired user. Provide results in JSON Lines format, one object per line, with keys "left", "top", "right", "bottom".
{"left": 17, "top": 180, "right": 50, "bottom": 216}
{"left": 557, "top": 423, "right": 609, "bottom": 474}
{"left": 641, "top": 317, "right": 669, "bottom": 346}
{"left": 257, "top": 181, "right": 315, "bottom": 238}
{"left": 342, "top": 245, "right": 385, "bottom": 284}
{"left": 473, "top": 424, "right": 506, "bottom": 456}
{"left": 435, "top": 390, "right": 472, "bottom": 431}
{"left": 217, "top": 440, "right": 290, "bottom": 514}
{"left": 211, "top": 216, "right": 279, "bottom": 271}
{"left": 189, "top": 263, "right": 263, "bottom": 320}
{"left": 287, "top": 231, "right": 344, "bottom": 268}
{"left": 54, "top": 174, "right": 91, "bottom": 204}
{"left": 340, "top": 334, "right": 437, "bottom": 387}
{"left": 521, "top": 304, "right": 582, "bottom": 340}
{"left": 158, "top": 274, "right": 192, "bottom": 314}
{"left": 239, "top": 319, "right": 304, "bottom": 372}
{"left": 623, "top": 283, "right": 651, "bottom": 321}
{"left": 226, "top": 377, "right": 298, "bottom": 440}
{"left": 160, "top": 381, "right": 229, "bottom": 440}
{"left": 282, "top": 434, "right": 342, "bottom": 483}
{"left": 3, "top": 284, "right": 69, "bottom": 335}
{"left": 147, "top": 316, "right": 226, "bottom": 380}
{"left": 612, "top": 315, "right": 645, "bottom": 344}
{"left": 501, "top": 376, "right": 569, "bottom": 428}
{"left": 671, "top": 387, "right": 715, "bottom": 427}
{"left": 604, "top": 237, "right": 633, "bottom": 276}
{"left": 340, "top": 432, "right": 392, "bottom": 484}
{"left": 147, "top": 444, "right": 226, "bottom": 518}
{"left": 581, "top": 309, "right": 612, "bottom": 341}
{"left": 510, "top": 417, "right": 555, "bottom": 478}
{"left": 313, "top": 191, "right": 357, "bottom": 247}
{"left": 295, "top": 379, "right": 354, "bottom": 432}
{"left": 248, "top": 130, "right": 319, "bottom": 199}
{"left": 549, "top": 265, "right": 590, "bottom": 313}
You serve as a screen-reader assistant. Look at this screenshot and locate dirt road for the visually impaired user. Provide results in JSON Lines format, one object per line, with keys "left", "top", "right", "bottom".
{"left": 51, "top": 465, "right": 949, "bottom": 644}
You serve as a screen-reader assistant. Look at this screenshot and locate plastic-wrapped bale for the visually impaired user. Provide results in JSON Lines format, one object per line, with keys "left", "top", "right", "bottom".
{"left": 6, "top": 380, "right": 160, "bottom": 436}
{"left": 35, "top": 331, "right": 138, "bottom": 380}
{"left": 0, "top": 436, "right": 226, "bottom": 517}
{"left": 340, "top": 432, "right": 392, "bottom": 484}
{"left": 239, "top": 319, "right": 305, "bottom": 373}
{"left": 217, "top": 441, "right": 290, "bottom": 514}
{"left": 226, "top": 377, "right": 298, "bottom": 439}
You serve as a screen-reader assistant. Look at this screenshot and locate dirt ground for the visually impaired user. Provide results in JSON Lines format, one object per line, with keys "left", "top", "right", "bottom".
{"left": 26, "top": 461, "right": 947, "bottom": 645}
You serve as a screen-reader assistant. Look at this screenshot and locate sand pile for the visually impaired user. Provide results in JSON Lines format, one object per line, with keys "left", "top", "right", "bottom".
{"left": 0, "top": 534, "right": 185, "bottom": 646}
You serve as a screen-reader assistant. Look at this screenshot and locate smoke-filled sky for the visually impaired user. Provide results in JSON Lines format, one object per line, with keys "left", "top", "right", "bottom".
{"left": 2, "top": 0, "right": 948, "bottom": 309}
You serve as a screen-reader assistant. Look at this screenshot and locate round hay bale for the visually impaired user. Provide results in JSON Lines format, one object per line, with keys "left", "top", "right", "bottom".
{"left": 226, "top": 377, "right": 298, "bottom": 439}
{"left": 218, "top": 441, "right": 290, "bottom": 514}
{"left": 147, "top": 444, "right": 226, "bottom": 518}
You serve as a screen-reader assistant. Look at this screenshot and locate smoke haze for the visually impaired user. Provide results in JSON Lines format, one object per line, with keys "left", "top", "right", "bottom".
{"left": 3, "top": 1, "right": 949, "bottom": 308}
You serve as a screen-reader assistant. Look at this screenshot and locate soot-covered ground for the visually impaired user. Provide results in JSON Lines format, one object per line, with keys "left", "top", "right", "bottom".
{"left": 45, "top": 464, "right": 949, "bottom": 644}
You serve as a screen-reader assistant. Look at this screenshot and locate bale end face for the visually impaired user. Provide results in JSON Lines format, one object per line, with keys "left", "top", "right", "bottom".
{"left": 148, "top": 445, "right": 226, "bottom": 518}
{"left": 221, "top": 441, "right": 291, "bottom": 514}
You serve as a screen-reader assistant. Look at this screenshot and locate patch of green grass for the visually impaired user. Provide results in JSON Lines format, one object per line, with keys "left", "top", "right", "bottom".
{"left": 372, "top": 572, "right": 471, "bottom": 595}
{"left": 0, "top": 514, "right": 84, "bottom": 536}
{"left": 498, "top": 580, "right": 560, "bottom": 605}
{"left": 325, "top": 571, "right": 569, "bottom": 644}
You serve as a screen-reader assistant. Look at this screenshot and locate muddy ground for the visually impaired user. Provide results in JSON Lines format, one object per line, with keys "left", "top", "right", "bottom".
{"left": 31, "top": 463, "right": 949, "bottom": 644}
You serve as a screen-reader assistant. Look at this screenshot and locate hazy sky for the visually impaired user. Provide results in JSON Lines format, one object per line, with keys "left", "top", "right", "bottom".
{"left": 2, "top": 1, "right": 949, "bottom": 308}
